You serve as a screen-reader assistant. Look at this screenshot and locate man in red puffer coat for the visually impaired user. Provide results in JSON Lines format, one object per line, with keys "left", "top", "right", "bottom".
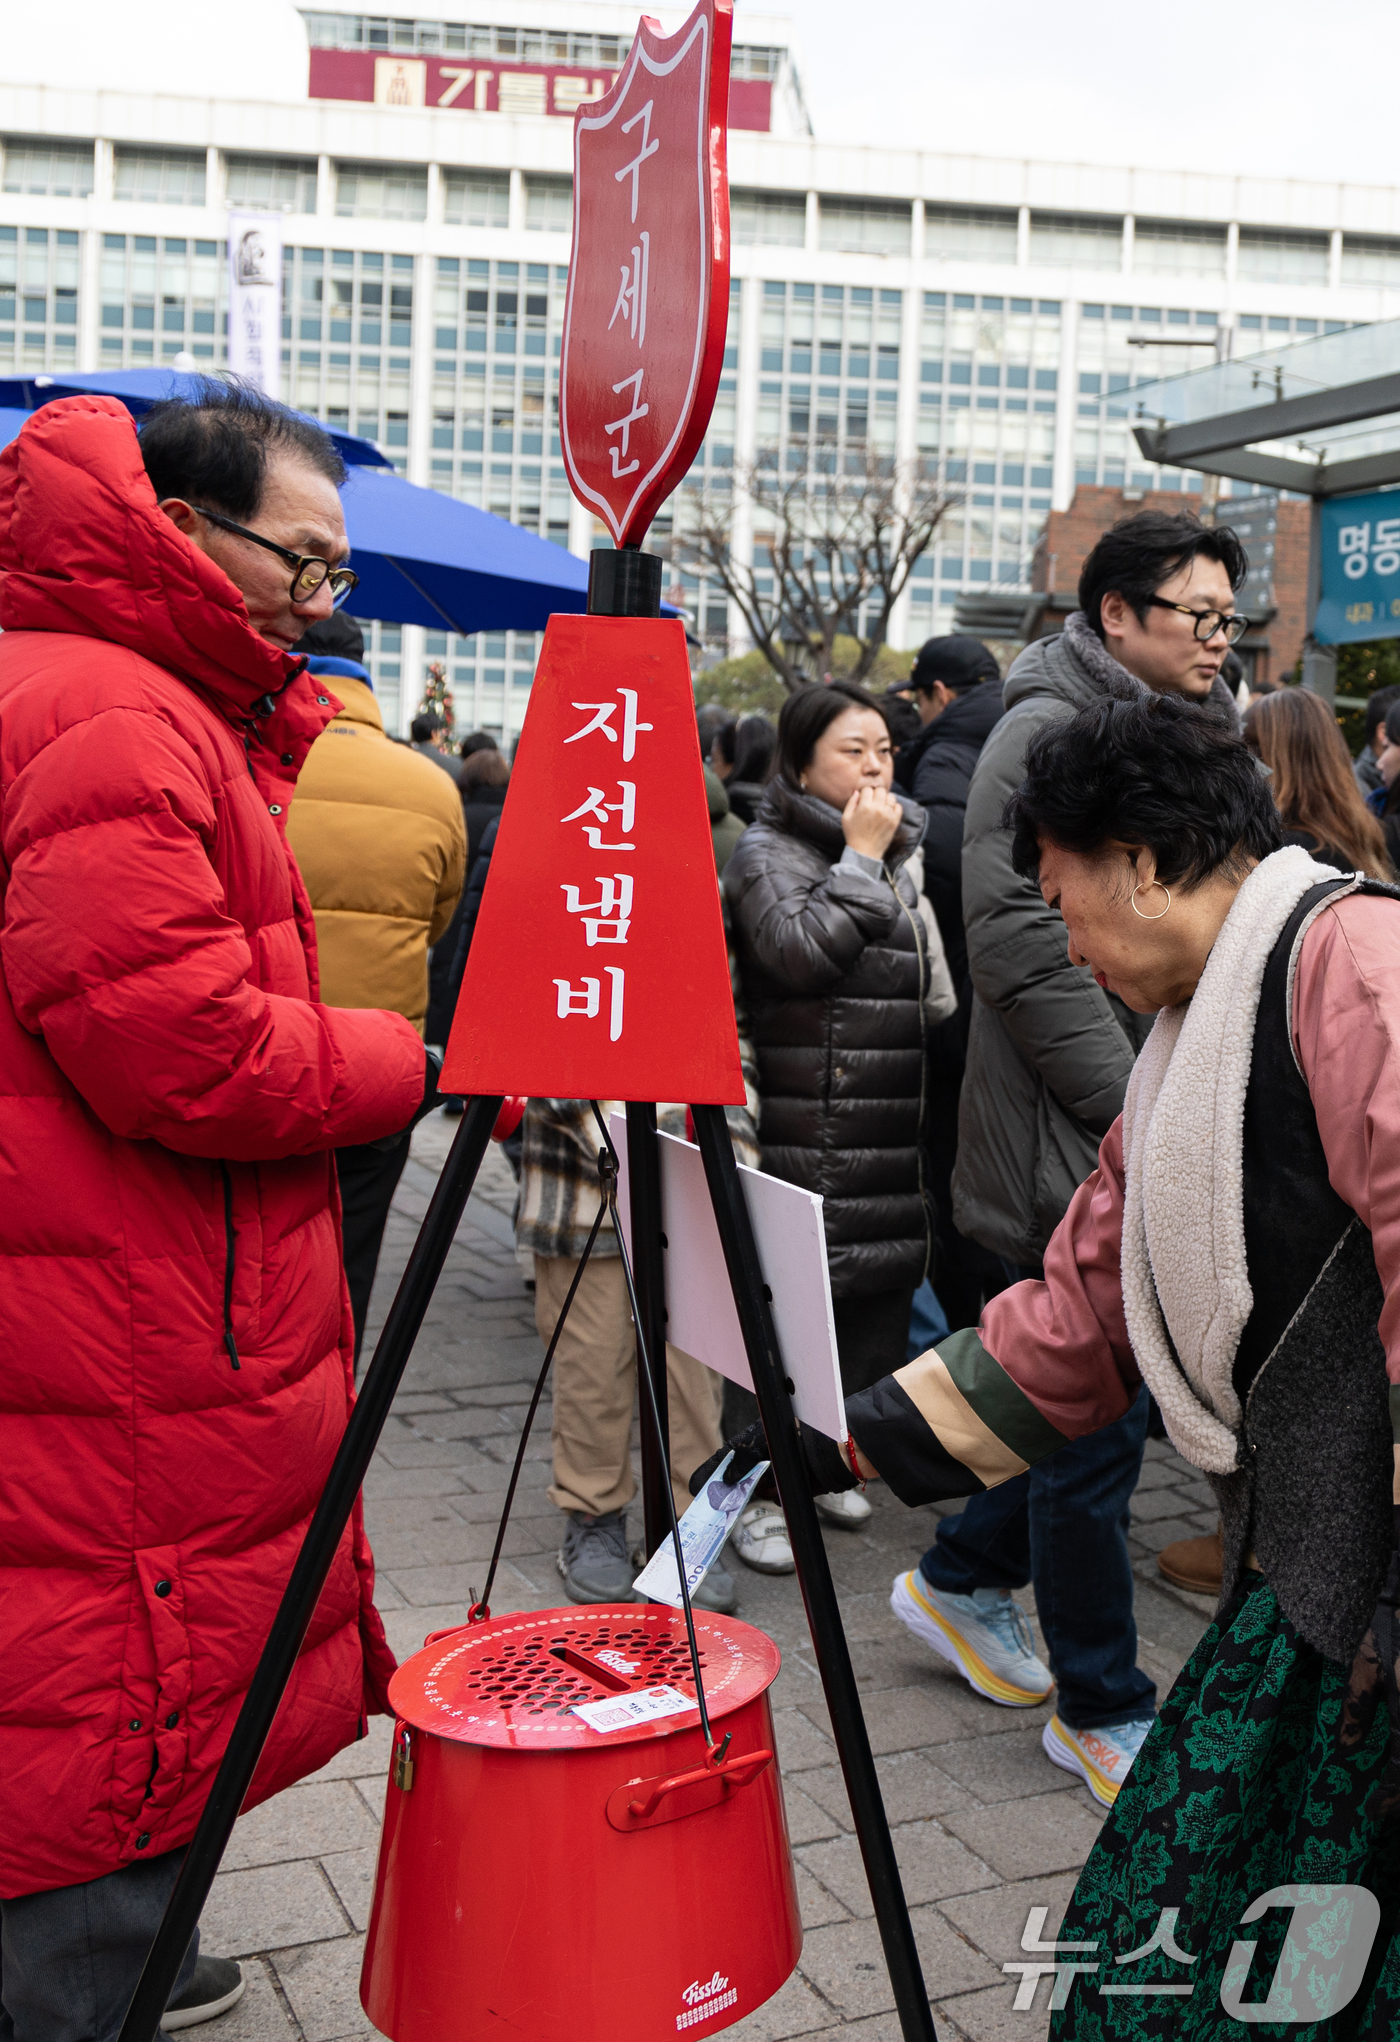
{"left": 0, "top": 387, "right": 429, "bottom": 2035}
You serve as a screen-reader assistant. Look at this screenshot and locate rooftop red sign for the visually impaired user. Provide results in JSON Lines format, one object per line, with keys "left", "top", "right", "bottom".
{"left": 307, "top": 47, "right": 771, "bottom": 130}
{"left": 557, "top": 0, "right": 732, "bottom": 548}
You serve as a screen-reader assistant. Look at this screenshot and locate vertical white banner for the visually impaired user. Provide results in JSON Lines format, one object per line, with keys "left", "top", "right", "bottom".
{"left": 226, "top": 211, "right": 283, "bottom": 399}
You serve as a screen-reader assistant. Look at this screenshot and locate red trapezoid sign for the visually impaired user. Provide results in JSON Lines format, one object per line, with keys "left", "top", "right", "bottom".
{"left": 559, "top": 0, "right": 732, "bottom": 548}
{"left": 440, "top": 614, "right": 746, "bottom": 1105}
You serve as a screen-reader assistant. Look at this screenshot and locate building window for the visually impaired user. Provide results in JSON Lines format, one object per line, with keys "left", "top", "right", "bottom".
{"left": 413, "top": 626, "right": 540, "bottom": 742}
{"left": 1340, "top": 236, "right": 1400, "bottom": 289}
{"left": 0, "top": 225, "right": 83, "bottom": 372}
{"left": 360, "top": 621, "right": 403, "bottom": 731}
{"left": 225, "top": 154, "right": 318, "bottom": 215}
{"left": 335, "top": 161, "right": 428, "bottom": 221}
{"left": 1133, "top": 218, "right": 1227, "bottom": 277}
{"left": 818, "top": 199, "right": 911, "bottom": 257}
{"left": 731, "top": 188, "right": 805, "bottom": 247}
{"left": 288, "top": 246, "right": 413, "bottom": 466}
{"left": 298, "top": 9, "right": 787, "bottom": 92}
{"left": 443, "top": 169, "right": 509, "bottom": 229}
{"left": 1029, "top": 212, "right": 1122, "bottom": 269}
{"left": 524, "top": 175, "right": 572, "bottom": 233}
{"left": 730, "top": 44, "right": 782, "bottom": 79}
{"left": 95, "top": 233, "right": 223, "bottom": 369}
{"left": 923, "top": 206, "right": 1017, "bottom": 265}
{"left": 427, "top": 255, "right": 567, "bottom": 517}
{"left": 1, "top": 138, "right": 95, "bottom": 198}
{"left": 1237, "top": 229, "right": 1329, "bottom": 286}
{"left": 113, "top": 149, "right": 207, "bottom": 207}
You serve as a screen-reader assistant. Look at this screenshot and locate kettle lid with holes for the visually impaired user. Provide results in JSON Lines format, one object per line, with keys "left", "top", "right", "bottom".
{"left": 389, "top": 1604, "right": 781, "bottom": 1751}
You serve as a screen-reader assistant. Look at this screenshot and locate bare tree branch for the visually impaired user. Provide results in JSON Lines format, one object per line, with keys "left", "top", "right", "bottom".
{"left": 677, "top": 445, "right": 954, "bottom": 692}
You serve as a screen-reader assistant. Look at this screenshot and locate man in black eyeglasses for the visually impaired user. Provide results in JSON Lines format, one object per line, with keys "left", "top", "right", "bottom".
{"left": 147, "top": 406, "right": 359, "bottom": 650}
{"left": 886, "top": 511, "right": 1250, "bottom": 1809}
{"left": 0, "top": 382, "right": 433, "bottom": 2036}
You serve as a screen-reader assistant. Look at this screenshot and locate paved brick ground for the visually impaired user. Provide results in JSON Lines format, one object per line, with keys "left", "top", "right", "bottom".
{"left": 199, "top": 1117, "right": 1217, "bottom": 2042}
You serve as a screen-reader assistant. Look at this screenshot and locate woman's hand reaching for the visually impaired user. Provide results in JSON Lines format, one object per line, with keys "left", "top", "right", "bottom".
{"left": 841, "top": 785, "right": 903, "bottom": 861}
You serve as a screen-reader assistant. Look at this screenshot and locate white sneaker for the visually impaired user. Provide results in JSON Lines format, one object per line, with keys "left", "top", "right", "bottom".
{"left": 1042, "top": 1713, "right": 1154, "bottom": 1806}
{"left": 814, "top": 1488, "right": 873, "bottom": 1529}
{"left": 730, "top": 1502, "right": 795, "bottom": 1574}
{"left": 890, "top": 1569, "right": 1053, "bottom": 1707}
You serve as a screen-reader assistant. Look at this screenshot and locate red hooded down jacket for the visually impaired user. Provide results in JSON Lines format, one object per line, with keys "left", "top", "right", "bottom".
{"left": 0, "top": 397, "right": 425, "bottom": 1898}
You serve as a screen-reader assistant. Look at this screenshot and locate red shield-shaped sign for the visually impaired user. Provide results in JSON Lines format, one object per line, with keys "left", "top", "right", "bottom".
{"left": 559, "top": 0, "right": 732, "bottom": 548}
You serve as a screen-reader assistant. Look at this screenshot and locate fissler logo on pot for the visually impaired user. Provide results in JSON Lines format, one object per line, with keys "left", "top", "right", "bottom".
{"left": 595, "top": 1649, "right": 640, "bottom": 1675}
{"left": 677, "top": 1972, "right": 738, "bottom": 2030}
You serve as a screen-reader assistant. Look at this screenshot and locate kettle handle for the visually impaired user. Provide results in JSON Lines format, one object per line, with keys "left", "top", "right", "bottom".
{"left": 628, "top": 1746, "right": 772, "bottom": 1819}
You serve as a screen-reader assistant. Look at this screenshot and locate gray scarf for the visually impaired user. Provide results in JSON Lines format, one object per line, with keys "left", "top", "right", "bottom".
{"left": 1062, "top": 609, "right": 1241, "bottom": 727}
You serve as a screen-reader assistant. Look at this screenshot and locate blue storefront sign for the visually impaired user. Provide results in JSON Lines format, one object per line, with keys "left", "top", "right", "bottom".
{"left": 1315, "top": 488, "right": 1400, "bottom": 643}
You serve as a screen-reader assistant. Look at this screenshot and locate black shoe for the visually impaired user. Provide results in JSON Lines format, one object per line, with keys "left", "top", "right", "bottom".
{"left": 165, "top": 1956, "right": 246, "bottom": 2031}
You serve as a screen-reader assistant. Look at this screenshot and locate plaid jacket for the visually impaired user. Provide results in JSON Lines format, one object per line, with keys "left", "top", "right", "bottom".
{"left": 518, "top": 940, "right": 761, "bottom": 1260}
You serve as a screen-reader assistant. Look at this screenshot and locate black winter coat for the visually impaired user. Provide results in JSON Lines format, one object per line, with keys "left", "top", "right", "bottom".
{"left": 900, "top": 681, "right": 1004, "bottom": 1008}
{"left": 723, "top": 778, "right": 932, "bottom": 1299}
{"left": 464, "top": 779, "right": 507, "bottom": 870}
{"left": 725, "top": 777, "right": 766, "bottom": 825}
{"left": 448, "top": 812, "right": 499, "bottom": 1005}
{"left": 426, "top": 782, "right": 507, "bottom": 1044}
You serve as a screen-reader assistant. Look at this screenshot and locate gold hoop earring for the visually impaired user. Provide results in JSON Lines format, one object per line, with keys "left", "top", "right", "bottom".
{"left": 1131, "top": 881, "right": 1171, "bottom": 921}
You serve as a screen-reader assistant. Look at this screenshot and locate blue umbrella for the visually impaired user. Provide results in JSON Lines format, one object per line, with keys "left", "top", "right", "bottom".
{"left": 0, "top": 373, "right": 618, "bottom": 633}
{"left": 336, "top": 462, "right": 587, "bottom": 634}
{"left": 0, "top": 369, "right": 391, "bottom": 469}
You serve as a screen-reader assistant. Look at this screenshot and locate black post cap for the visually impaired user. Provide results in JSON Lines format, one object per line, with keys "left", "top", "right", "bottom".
{"left": 587, "top": 547, "right": 663, "bottom": 619}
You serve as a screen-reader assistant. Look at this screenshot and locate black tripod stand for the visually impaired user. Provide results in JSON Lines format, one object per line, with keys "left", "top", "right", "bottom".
{"left": 120, "top": 534, "right": 937, "bottom": 2038}
{"left": 116, "top": 1093, "right": 937, "bottom": 2042}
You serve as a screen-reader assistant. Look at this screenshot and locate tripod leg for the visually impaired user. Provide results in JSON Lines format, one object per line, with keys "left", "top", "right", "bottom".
{"left": 690, "top": 1105, "right": 937, "bottom": 2042}
{"left": 117, "top": 1093, "right": 505, "bottom": 2042}
{"left": 625, "top": 1101, "right": 671, "bottom": 1558}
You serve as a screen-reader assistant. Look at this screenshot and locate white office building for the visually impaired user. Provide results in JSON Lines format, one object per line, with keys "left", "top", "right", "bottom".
{"left": 7, "top": 0, "right": 1400, "bottom": 733}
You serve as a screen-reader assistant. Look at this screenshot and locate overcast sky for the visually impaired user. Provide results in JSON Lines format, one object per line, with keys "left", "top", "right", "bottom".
{"left": 786, "top": 0, "right": 1399, "bottom": 187}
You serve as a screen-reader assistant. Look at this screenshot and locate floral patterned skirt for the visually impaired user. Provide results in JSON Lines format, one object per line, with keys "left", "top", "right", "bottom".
{"left": 1048, "top": 1577, "right": 1400, "bottom": 2040}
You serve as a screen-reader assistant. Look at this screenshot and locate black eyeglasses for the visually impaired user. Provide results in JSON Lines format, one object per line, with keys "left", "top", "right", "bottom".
{"left": 191, "top": 506, "right": 359, "bottom": 609}
{"left": 1145, "top": 596, "right": 1250, "bottom": 645}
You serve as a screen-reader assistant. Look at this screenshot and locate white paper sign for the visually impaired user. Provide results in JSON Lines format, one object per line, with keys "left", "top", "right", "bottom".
{"left": 227, "top": 211, "right": 283, "bottom": 399}
{"left": 611, "top": 1116, "right": 846, "bottom": 1443}
{"left": 572, "top": 1683, "right": 693, "bottom": 1734}
{"left": 632, "top": 1451, "right": 771, "bottom": 1606}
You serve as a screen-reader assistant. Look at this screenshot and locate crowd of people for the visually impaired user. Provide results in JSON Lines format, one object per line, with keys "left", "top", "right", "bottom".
{"left": 2, "top": 378, "right": 1397, "bottom": 2035}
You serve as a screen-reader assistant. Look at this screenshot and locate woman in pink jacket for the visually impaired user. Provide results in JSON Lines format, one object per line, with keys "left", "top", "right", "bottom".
{"left": 715, "top": 692, "right": 1400, "bottom": 2036}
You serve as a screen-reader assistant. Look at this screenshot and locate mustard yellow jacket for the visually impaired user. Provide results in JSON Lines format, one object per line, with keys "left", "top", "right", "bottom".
{"left": 287, "top": 672, "right": 466, "bottom": 1033}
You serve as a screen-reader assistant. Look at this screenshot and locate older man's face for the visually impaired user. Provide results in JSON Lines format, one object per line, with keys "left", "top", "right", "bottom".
{"left": 159, "top": 452, "right": 350, "bottom": 651}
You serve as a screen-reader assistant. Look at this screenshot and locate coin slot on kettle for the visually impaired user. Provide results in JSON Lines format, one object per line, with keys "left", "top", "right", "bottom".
{"left": 549, "top": 1642, "right": 637, "bottom": 1693}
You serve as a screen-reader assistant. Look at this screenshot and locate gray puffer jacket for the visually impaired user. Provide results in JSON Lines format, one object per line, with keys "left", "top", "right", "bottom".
{"left": 951, "top": 612, "right": 1239, "bottom": 1264}
{"left": 724, "top": 778, "right": 933, "bottom": 1299}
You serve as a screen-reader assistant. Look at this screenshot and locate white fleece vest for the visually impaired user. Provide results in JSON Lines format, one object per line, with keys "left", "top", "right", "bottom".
{"left": 1119, "top": 846, "right": 1334, "bottom": 1473}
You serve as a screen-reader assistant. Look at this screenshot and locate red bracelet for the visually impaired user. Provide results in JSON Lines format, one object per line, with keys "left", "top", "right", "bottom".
{"left": 844, "top": 1435, "right": 867, "bottom": 1490}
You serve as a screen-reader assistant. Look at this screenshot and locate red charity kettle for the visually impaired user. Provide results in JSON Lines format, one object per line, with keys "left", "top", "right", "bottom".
{"left": 360, "top": 1602, "right": 802, "bottom": 2040}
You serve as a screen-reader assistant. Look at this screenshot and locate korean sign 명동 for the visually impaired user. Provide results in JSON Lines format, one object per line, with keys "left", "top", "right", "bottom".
{"left": 558, "top": 0, "right": 733, "bottom": 547}
{"left": 440, "top": 614, "right": 745, "bottom": 1105}
{"left": 1315, "top": 488, "right": 1400, "bottom": 644}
